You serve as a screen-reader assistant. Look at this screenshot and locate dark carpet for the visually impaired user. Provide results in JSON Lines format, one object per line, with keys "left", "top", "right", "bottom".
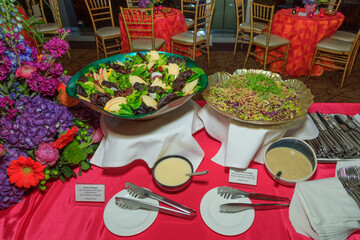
{"left": 60, "top": 41, "right": 360, "bottom": 103}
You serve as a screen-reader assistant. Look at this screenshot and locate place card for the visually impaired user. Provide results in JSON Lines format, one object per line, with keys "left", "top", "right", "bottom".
{"left": 229, "top": 168, "right": 258, "bottom": 186}
{"left": 298, "top": 12, "right": 307, "bottom": 17}
{"left": 75, "top": 184, "right": 105, "bottom": 202}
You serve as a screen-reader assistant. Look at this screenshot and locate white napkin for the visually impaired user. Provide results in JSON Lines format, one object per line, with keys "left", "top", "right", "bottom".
{"left": 289, "top": 178, "right": 360, "bottom": 240}
{"left": 91, "top": 100, "right": 205, "bottom": 170}
{"left": 198, "top": 104, "right": 318, "bottom": 169}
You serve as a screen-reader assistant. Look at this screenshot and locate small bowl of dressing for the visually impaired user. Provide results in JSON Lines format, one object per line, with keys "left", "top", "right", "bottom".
{"left": 152, "top": 155, "right": 194, "bottom": 192}
{"left": 264, "top": 137, "right": 317, "bottom": 186}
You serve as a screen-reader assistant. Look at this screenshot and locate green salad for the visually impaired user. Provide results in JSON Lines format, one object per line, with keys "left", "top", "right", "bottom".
{"left": 208, "top": 73, "right": 301, "bottom": 121}
{"left": 75, "top": 51, "right": 203, "bottom": 116}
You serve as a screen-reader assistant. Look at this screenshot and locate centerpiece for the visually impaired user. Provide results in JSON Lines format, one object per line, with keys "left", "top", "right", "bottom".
{"left": 138, "top": 0, "right": 164, "bottom": 8}
{"left": 302, "top": 0, "right": 329, "bottom": 14}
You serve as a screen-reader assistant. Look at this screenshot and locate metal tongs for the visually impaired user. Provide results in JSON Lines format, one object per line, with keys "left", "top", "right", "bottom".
{"left": 217, "top": 186, "right": 290, "bottom": 213}
{"left": 115, "top": 182, "right": 197, "bottom": 220}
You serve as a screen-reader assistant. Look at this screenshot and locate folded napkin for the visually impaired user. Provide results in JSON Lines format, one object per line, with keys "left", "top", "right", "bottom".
{"left": 91, "top": 100, "right": 204, "bottom": 170}
{"left": 289, "top": 178, "right": 360, "bottom": 240}
{"left": 198, "top": 104, "right": 318, "bottom": 169}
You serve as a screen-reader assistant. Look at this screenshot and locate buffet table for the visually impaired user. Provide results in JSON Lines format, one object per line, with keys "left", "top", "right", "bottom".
{"left": 260, "top": 8, "right": 344, "bottom": 77}
{"left": 1, "top": 102, "right": 360, "bottom": 240}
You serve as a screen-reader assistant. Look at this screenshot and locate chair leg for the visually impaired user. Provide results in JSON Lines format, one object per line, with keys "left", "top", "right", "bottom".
{"left": 308, "top": 49, "right": 318, "bottom": 79}
{"left": 243, "top": 43, "right": 252, "bottom": 68}
{"left": 95, "top": 36, "right": 100, "bottom": 59}
{"left": 102, "top": 38, "right": 107, "bottom": 58}
{"left": 282, "top": 44, "right": 289, "bottom": 74}
{"left": 192, "top": 44, "right": 196, "bottom": 61}
{"left": 207, "top": 42, "right": 211, "bottom": 67}
{"left": 263, "top": 46, "right": 269, "bottom": 71}
{"left": 233, "top": 30, "right": 239, "bottom": 56}
{"left": 340, "top": 59, "right": 351, "bottom": 88}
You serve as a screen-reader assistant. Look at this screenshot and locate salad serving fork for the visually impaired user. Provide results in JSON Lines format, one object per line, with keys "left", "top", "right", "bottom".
{"left": 217, "top": 187, "right": 290, "bottom": 213}
{"left": 217, "top": 186, "right": 290, "bottom": 203}
{"left": 115, "top": 182, "right": 197, "bottom": 219}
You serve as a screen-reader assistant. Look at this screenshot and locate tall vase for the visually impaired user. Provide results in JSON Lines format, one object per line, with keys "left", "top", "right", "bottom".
{"left": 304, "top": 4, "right": 316, "bottom": 14}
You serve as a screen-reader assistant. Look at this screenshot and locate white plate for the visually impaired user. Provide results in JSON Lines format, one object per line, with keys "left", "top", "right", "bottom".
{"left": 103, "top": 189, "right": 159, "bottom": 236}
{"left": 200, "top": 187, "right": 255, "bottom": 236}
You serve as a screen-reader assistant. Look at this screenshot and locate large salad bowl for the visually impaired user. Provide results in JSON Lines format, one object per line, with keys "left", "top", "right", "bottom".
{"left": 66, "top": 51, "right": 208, "bottom": 120}
{"left": 202, "top": 69, "right": 314, "bottom": 125}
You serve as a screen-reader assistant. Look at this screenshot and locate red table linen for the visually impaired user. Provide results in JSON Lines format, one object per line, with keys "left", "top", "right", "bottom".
{"left": 1, "top": 102, "right": 360, "bottom": 240}
{"left": 258, "top": 8, "right": 344, "bottom": 77}
{"left": 119, "top": 8, "right": 188, "bottom": 53}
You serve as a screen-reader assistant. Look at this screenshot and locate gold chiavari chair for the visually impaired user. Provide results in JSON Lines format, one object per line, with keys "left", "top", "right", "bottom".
{"left": 126, "top": 0, "right": 139, "bottom": 8}
{"left": 181, "top": 0, "right": 198, "bottom": 29}
{"left": 319, "top": 0, "right": 342, "bottom": 12}
{"left": 171, "top": 1, "right": 216, "bottom": 67}
{"left": 243, "top": 2, "right": 290, "bottom": 74}
{"left": 24, "top": 0, "right": 45, "bottom": 22}
{"left": 233, "top": 0, "right": 266, "bottom": 56}
{"left": 34, "top": 0, "right": 71, "bottom": 57}
{"left": 308, "top": 28, "right": 360, "bottom": 88}
{"left": 85, "top": 0, "right": 121, "bottom": 59}
{"left": 120, "top": 7, "right": 166, "bottom": 52}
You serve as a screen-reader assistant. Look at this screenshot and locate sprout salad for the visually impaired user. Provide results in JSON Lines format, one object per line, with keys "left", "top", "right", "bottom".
{"left": 208, "top": 73, "right": 300, "bottom": 121}
{"left": 75, "top": 51, "right": 203, "bottom": 116}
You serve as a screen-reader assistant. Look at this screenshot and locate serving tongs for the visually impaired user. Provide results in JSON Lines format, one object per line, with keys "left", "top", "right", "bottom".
{"left": 115, "top": 182, "right": 197, "bottom": 220}
{"left": 217, "top": 187, "right": 290, "bottom": 213}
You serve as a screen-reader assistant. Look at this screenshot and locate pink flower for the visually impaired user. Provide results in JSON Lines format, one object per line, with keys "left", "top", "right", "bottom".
{"left": 91, "top": 128, "right": 104, "bottom": 143}
{"left": 0, "top": 144, "right": 4, "bottom": 157}
{"left": 35, "top": 143, "right": 59, "bottom": 166}
{"left": 15, "top": 65, "right": 36, "bottom": 79}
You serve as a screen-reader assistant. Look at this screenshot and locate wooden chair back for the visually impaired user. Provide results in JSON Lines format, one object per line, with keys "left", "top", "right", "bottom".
{"left": 250, "top": 2, "right": 274, "bottom": 41}
{"left": 36, "top": 0, "right": 62, "bottom": 27}
{"left": 181, "top": 0, "right": 198, "bottom": 20}
{"left": 120, "top": 7, "right": 155, "bottom": 51}
{"left": 319, "top": 0, "right": 342, "bottom": 12}
{"left": 85, "top": 0, "right": 115, "bottom": 34}
{"left": 193, "top": 1, "right": 215, "bottom": 38}
{"left": 126, "top": 0, "right": 139, "bottom": 8}
{"left": 235, "top": 0, "right": 245, "bottom": 28}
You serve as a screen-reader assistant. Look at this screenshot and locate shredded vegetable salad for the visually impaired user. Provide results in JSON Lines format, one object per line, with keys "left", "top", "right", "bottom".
{"left": 208, "top": 73, "right": 300, "bottom": 121}
{"left": 75, "top": 51, "right": 203, "bottom": 116}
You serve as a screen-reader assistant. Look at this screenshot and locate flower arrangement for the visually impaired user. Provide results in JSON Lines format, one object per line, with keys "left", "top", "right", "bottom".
{"left": 302, "top": 0, "right": 329, "bottom": 6}
{"left": 0, "top": 0, "right": 102, "bottom": 210}
{"left": 138, "top": 0, "right": 165, "bottom": 8}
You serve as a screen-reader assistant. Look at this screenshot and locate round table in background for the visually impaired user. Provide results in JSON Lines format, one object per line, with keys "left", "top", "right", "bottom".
{"left": 262, "top": 8, "right": 345, "bottom": 77}
{"left": 119, "top": 8, "right": 188, "bottom": 53}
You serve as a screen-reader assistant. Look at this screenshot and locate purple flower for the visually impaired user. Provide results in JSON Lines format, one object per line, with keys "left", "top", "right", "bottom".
{"left": 0, "top": 57, "right": 12, "bottom": 81}
{"left": 43, "top": 38, "right": 69, "bottom": 58}
{"left": 302, "top": 0, "right": 317, "bottom": 5}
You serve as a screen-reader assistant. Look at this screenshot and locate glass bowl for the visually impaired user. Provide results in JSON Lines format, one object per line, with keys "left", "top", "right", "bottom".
{"left": 202, "top": 69, "right": 314, "bottom": 125}
{"left": 66, "top": 51, "right": 208, "bottom": 120}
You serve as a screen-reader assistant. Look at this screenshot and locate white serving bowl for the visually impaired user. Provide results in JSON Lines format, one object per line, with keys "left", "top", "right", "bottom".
{"left": 264, "top": 137, "right": 317, "bottom": 186}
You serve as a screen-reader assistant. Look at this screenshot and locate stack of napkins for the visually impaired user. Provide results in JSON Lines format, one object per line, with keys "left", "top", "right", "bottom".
{"left": 198, "top": 104, "right": 318, "bottom": 169}
{"left": 91, "top": 100, "right": 204, "bottom": 170}
{"left": 289, "top": 178, "right": 360, "bottom": 240}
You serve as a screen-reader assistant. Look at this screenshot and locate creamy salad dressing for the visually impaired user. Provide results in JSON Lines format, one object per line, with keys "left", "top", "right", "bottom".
{"left": 266, "top": 147, "right": 313, "bottom": 180}
{"left": 154, "top": 157, "right": 192, "bottom": 186}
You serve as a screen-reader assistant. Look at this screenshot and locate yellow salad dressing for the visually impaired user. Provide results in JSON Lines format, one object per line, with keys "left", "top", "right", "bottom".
{"left": 154, "top": 157, "right": 192, "bottom": 186}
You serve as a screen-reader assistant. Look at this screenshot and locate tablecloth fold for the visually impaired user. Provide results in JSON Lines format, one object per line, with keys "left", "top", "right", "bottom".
{"left": 198, "top": 104, "right": 318, "bottom": 169}
{"left": 91, "top": 100, "right": 204, "bottom": 170}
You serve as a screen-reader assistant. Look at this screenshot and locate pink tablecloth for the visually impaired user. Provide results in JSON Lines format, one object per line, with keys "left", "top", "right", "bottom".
{"left": 1, "top": 102, "right": 360, "bottom": 240}
{"left": 260, "top": 8, "right": 344, "bottom": 77}
{"left": 119, "top": 8, "right": 188, "bottom": 53}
